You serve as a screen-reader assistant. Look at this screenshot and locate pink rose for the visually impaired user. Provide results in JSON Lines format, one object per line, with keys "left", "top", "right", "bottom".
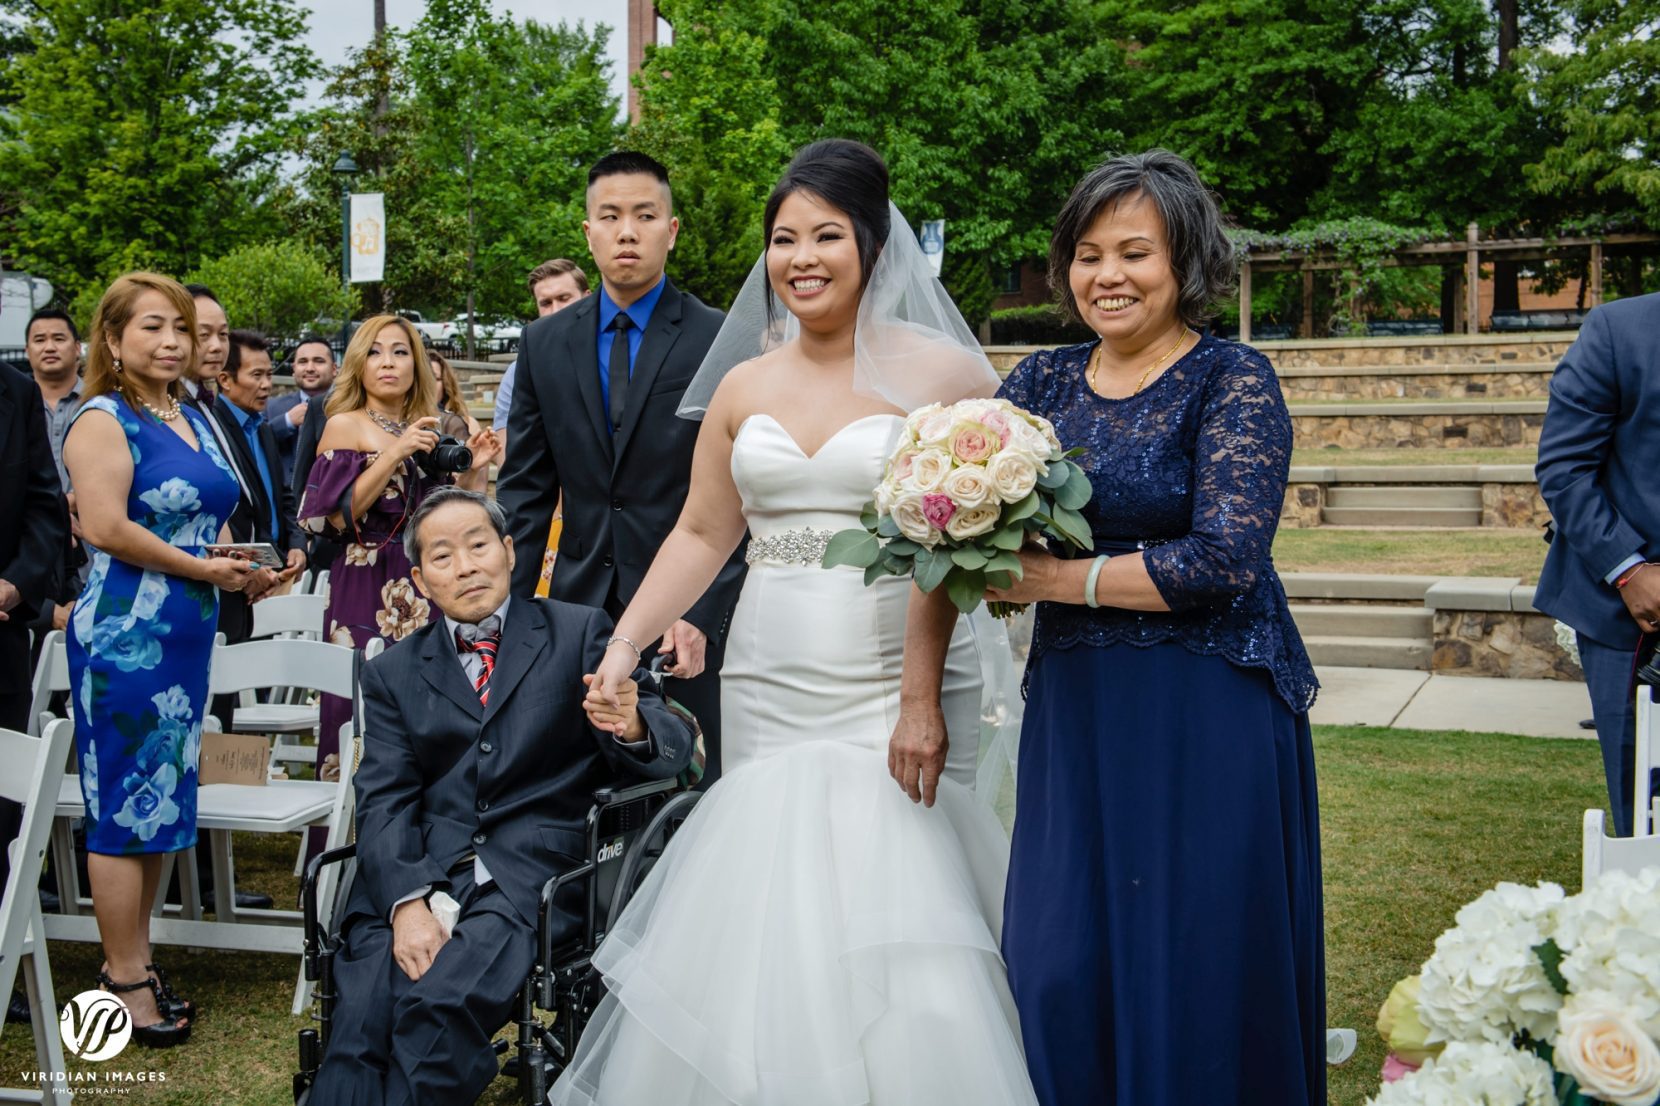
{"left": 922, "top": 493, "right": 957, "bottom": 530}
{"left": 891, "top": 448, "right": 917, "bottom": 480}
{"left": 950, "top": 422, "right": 998, "bottom": 464}
{"left": 1380, "top": 1053, "right": 1422, "bottom": 1084}
{"left": 981, "top": 410, "right": 1013, "bottom": 446}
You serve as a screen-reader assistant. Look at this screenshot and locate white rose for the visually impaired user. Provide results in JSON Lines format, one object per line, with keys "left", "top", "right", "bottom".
{"left": 986, "top": 450, "right": 1040, "bottom": 503}
{"left": 940, "top": 466, "right": 994, "bottom": 509}
{"left": 1006, "top": 417, "right": 1054, "bottom": 460}
{"left": 1554, "top": 996, "right": 1660, "bottom": 1106}
{"left": 915, "top": 410, "right": 957, "bottom": 448}
{"left": 890, "top": 493, "right": 939, "bottom": 546}
{"left": 908, "top": 449, "right": 954, "bottom": 492}
{"left": 873, "top": 479, "right": 897, "bottom": 517}
{"left": 945, "top": 504, "right": 999, "bottom": 541}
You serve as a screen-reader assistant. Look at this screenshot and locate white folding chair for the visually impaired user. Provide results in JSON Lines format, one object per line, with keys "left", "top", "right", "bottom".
{"left": 310, "top": 569, "right": 330, "bottom": 600}
{"left": 212, "top": 637, "right": 356, "bottom": 772}
{"left": 0, "top": 719, "right": 74, "bottom": 1104}
{"left": 250, "top": 592, "right": 328, "bottom": 641}
{"left": 1635, "top": 684, "right": 1658, "bottom": 835}
{"left": 23, "top": 630, "right": 69, "bottom": 738}
{"left": 1582, "top": 808, "right": 1660, "bottom": 887}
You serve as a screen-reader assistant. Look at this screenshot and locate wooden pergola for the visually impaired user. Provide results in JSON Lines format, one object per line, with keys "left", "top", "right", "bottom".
{"left": 1237, "top": 225, "right": 1660, "bottom": 342}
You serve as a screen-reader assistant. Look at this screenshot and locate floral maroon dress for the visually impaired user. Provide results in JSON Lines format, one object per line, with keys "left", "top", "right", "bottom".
{"left": 298, "top": 448, "right": 443, "bottom": 780}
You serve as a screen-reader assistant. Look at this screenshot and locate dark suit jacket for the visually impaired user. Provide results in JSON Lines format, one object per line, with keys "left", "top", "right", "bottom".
{"left": 346, "top": 597, "right": 694, "bottom": 930}
{"left": 0, "top": 364, "right": 68, "bottom": 695}
{"left": 496, "top": 278, "right": 746, "bottom": 636}
{"left": 1535, "top": 292, "right": 1660, "bottom": 649}
{"left": 209, "top": 400, "right": 304, "bottom": 554}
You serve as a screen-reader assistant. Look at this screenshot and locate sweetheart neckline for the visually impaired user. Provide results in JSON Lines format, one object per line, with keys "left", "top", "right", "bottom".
{"left": 736, "top": 412, "right": 902, "bottom": 462}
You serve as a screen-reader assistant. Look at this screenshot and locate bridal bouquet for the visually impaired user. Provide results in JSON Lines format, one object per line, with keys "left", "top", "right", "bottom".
{"left": 820, "top": 397, "right": 1093, "bottom": 616}
{"left": 1368, "top": 868, "right": 1660, "bottom": 1106}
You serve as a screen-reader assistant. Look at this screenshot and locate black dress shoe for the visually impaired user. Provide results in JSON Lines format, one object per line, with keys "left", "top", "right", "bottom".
{"left": 6, "top": 991, "right": 30, "bottom": 1024}
{"left": 199, "top": 889, "right": 275, "bottom": 912}
{"left": 37, "top": 889, "right": 60, "bottom": 913}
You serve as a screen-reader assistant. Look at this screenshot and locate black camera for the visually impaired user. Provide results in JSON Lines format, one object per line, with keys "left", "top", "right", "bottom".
{"left": 1638, "top": 637, "right": 1660, "bottom": 688}
{"left": 415, "top": 435, "right": 473, "bottom": 478}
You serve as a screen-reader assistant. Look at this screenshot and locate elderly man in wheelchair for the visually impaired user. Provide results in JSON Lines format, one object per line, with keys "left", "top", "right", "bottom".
{"left": 293, "top": 487, "right": 697, "bottom": 1105}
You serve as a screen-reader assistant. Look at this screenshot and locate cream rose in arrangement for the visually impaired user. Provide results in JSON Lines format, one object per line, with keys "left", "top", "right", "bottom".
{"left": 824, "top": 397, "right": 1093, "bottom": 616}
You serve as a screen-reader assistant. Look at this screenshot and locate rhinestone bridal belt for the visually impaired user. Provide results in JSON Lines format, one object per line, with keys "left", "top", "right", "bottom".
{"left": 745, "top": 527, "right": 838, "bottom": 567}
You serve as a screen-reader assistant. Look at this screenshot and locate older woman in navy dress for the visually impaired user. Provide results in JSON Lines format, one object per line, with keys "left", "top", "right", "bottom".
{"left": 985, "top": 151, "right": 1324, "bottom": 1105}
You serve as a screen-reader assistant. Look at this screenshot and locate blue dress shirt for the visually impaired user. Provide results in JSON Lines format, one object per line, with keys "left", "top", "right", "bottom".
{"left": 596, "top": 277, "right": 667, "bottom": 417}
{"left": 227, "top": 400, "right": 281, "bottom": 539}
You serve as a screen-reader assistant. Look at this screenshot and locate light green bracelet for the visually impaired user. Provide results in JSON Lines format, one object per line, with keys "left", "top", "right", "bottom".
{"left": 1084, "top": 555, "right": 1109, "bottom": 608}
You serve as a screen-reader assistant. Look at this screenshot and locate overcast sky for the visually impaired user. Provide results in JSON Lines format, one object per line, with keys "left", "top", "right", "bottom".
{"left": 301, "top": 0, "right": 641, "bottom": 114}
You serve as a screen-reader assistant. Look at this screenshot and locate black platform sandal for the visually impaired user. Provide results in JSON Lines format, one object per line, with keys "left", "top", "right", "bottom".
{"left": 145, "top": 962, "right": 197, "bottom": 1023}
{"left": 96, "top": 970, "right": 191, "bottom": 1048}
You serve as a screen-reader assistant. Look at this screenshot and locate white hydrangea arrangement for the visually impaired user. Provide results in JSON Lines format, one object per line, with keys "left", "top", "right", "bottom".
{"left": 1370, "top": 869, "right": 1660, "bottom": 1106}
{"left": 822, "top": 397, "right": 1093, "bottom": 616}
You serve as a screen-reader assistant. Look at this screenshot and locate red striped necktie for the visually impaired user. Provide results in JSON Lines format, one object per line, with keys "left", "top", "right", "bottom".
{"left": 455, "top": 622, "right": 502, "bottom": 706}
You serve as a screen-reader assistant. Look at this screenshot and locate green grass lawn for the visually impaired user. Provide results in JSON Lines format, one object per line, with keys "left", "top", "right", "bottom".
{"left": 1291, "top": 446, "right": 1538, "bottom": 468}
{"left": 2, "top": 726, "right": 1607, "bottom": 1105}
{"left": 1274, "top": 527, "right": 1549, "bottom": 582}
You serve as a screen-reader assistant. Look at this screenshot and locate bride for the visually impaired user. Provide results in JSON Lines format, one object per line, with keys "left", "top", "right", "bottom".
{"left": 550, "top": 139, "right": 1038, "bottom": 1105}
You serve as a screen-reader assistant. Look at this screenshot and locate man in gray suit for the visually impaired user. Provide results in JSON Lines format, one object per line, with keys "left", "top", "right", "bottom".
{"left": 1535, "top": 292, "right": 1660, "bottom": 836}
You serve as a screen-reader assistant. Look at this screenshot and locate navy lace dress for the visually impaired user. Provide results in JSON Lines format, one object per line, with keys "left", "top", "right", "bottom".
{"left": 997, "top": 335, "right": 1324, "bottom": 1106}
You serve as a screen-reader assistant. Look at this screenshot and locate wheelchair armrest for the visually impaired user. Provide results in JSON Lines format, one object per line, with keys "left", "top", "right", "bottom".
{"left": 590, "top": 776, "right": 680, "bottom": 809}
{"left": 301, "top": 843, "right": 358, "bottom": 974}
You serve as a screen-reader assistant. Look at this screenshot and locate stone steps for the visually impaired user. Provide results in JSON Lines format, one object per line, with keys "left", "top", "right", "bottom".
{"left": 1325, "top": 486, "right": 1482, "bottom": 508}
{"left": 1279, "top": 362, "right": 1556, "bottom": 402}
{"left": 1289, "top": 603, "right": 1432, "bottom": 638}
{"left": 1320, "top": 506, "right": 1485, "bottom": 527}
{"left": 1300, "top": 634, "right": 1435, "bottom": 670}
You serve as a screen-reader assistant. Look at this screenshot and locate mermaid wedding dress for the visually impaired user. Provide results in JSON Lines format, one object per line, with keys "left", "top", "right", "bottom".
{"left": 548, "top": 411, "right": 1037, "bottom": 1105}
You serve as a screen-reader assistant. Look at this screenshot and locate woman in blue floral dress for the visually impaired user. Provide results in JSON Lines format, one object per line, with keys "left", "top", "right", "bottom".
{"left": 983, "top": 153, "right": 1324, "bottom": 1105}
{"left": 64, "top": 273, "right": 255, "bottom": 1047}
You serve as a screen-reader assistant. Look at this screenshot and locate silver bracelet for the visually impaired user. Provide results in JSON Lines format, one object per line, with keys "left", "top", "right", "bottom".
{"left": 606, "top": 635, "right": 643, "bottom": 663}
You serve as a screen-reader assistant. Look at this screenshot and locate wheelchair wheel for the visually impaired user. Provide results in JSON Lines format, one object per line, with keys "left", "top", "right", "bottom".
{"left": 605, "top": 791, "right": 699, "bottom": 937}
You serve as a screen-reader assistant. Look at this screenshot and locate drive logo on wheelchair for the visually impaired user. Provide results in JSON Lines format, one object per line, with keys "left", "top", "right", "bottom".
{"left": 597, "top": 836, "right": 626, "bottom": 863}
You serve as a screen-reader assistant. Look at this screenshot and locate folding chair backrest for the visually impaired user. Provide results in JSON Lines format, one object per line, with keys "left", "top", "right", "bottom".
{"left": 312, "top": 570, "right": 330, "bottom": 600}
{"left": 1637, "top": 685, "right": 1657, "bottom": 835}
{"left": 1582, "top": 808, "right": 1660, "bottom": 887}
{"left": 209, "top": 638, "right": 358, "bottom": 701}
{"left": 0, "top": 721, "right": 72, "bottom": 984}
{"left": 250, "top": 593, "right": 329, "bottom": 640}
{"left": 24, "top": 630, "right": 70, "bottom": 738}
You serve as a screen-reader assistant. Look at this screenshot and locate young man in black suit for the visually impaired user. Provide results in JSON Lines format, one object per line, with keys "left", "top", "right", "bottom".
{"left": 497, "top": 151, "right": 746, "bottom": 785}
{"left": 307, "top": 487, "right": 693, "bottom": 1105}
{"left": 0, "top": 360, "right": 67, "bottom": 731}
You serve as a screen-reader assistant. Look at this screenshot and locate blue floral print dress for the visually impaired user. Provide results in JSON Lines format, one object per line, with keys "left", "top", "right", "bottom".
{"left": 67, "top": 395, "right": 240, "bottom": 855}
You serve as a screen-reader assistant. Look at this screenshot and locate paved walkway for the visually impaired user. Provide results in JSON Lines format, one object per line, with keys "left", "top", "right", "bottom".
{"left": 1310, "top": 666, "right": 1595, "bottom": 739}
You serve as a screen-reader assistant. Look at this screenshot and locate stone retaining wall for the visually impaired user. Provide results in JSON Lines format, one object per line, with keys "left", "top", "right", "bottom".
{"left": 1293, "top": 412, "right": 1544, "bottom": 450}
{"left": 1257, "top": 335, "right": 1576, "bottom": 369}
{"left": 1282, "top": 484, "right": 1324, "bottom": 528}
{"left": 1281, "top": 370, "right": 1551, "bottom": 402}
{"left": 1481, "top": 484, "right": 1550, "bottom": 529}
{"left": 1431, "top": 610, "right": 1580, "bottom": 681}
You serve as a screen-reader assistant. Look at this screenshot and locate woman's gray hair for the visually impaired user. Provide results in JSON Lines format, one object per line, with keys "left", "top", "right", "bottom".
{"left": 403, "top": 486, "right": 509, "bottom": 565}
{"left": 1048, "top": 149, "right": 1237, "bottom": 328}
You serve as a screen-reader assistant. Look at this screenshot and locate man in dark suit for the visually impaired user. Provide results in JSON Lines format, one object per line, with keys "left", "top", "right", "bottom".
{"left": 307, "top": 487, "right": 694, "bottom": 1105}
{"left": 0, "top": 361, "right": 67, "bottom": 732}
{"left": 497, "top": 151, "right": 745, "bottom": 785}
{"left": 1535, "top": 292, "right": 1660, "bottom": 837}
{"left": 210, "top": 330, "right": 304, "bottom": 641}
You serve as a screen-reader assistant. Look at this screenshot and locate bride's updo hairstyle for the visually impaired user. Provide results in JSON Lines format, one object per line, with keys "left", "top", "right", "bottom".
{"left": 762, "top": 139, "right": 892, "bottom": 317}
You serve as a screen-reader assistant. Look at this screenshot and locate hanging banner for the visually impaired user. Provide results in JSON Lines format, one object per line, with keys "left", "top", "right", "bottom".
{"left": 919, "top": 219, "right": 946, "bottom": 278}
{"left": 349, "top": 192, "right": 386, "bottom": 284}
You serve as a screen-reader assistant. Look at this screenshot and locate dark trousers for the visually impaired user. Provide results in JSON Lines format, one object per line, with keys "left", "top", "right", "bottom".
{"left": 309, "top": 867, "right": 537, "bottom": 1106}
{"left": 0, "top": 687, "right": 30, "bottom": 895}
{"left": 1579, "top": 633, "right": 1642, "bottom": 837}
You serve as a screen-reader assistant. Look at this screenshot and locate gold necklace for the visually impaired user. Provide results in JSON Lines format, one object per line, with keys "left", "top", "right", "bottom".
{"left": 139, "top": 393, "right": 182, "bottom": 422}
{"left": 1090, "top": 328, "right": 1191, "bottom": 396}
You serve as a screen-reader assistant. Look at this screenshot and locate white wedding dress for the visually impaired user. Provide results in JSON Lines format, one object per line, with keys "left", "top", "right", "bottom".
{"left": 548, "top": 412, "right": 1037, "bottom": 1106}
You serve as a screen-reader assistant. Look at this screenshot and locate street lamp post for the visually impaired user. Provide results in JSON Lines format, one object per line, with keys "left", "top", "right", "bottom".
{"left": 332, "top": 152, "right": 360, "bottom": 349}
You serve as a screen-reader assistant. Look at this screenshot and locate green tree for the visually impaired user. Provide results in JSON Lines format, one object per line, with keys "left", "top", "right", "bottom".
{"left": 186, "top": 241, "right": 357, "bottom": 338}
{"left": 1524, "top": 0, "right": 1660, "bottom": 225}
{"left": 0, "top": 0, "right": 317, "bottom": 304}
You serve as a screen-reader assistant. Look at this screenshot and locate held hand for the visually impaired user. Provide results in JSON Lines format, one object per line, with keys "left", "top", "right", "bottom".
{"left": 391, "top": 898, "right": 449, "bottom": 982}
{"left": 889, "top": 699, "right": 950, "bottom": 807}
{"left": 287, "top": 401, "right": 308, "bottom": 427}
{"left": 66, "top": 492, "right": 83, "bottom": 541}
{"left": 243, "top": 567, "right": 282, "bottom": 603}
{"left": 52, "top": 603, "right": 71, "bottom": 632}
{"left": 396, "top": 417, "right": 443, "bottom": 462}
{"left": 466, "top": 427, "right": 501, "bottom": 471}
{"left": 1620, "top": 565, "right": 1660, "bottom": 634}
{"left": 582, "top": 673, "right": 645, "bottom": 741}
{"left": 588, "top": 641, "right": 642, "bottom": 711}
{"left": 983, "top": 549, "right": 1060, "bottom": 606}
{"left": 661, "top": 620, "right": 707, "bottom": 679}
{"left": 200, "top": 556, "right": 257, "bottom": 593}
{"left": 0, "top": 579, "right": 18, "bottom": 615}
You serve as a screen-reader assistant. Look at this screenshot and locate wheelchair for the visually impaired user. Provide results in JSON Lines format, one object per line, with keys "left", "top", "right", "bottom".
{"left": 292, "top": 775, "right": 700, "bottom": 1104}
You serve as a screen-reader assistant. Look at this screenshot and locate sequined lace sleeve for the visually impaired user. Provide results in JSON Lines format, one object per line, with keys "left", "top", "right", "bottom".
{"left": 1142, "top": 350, "right": 1291, "bottom": 611}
